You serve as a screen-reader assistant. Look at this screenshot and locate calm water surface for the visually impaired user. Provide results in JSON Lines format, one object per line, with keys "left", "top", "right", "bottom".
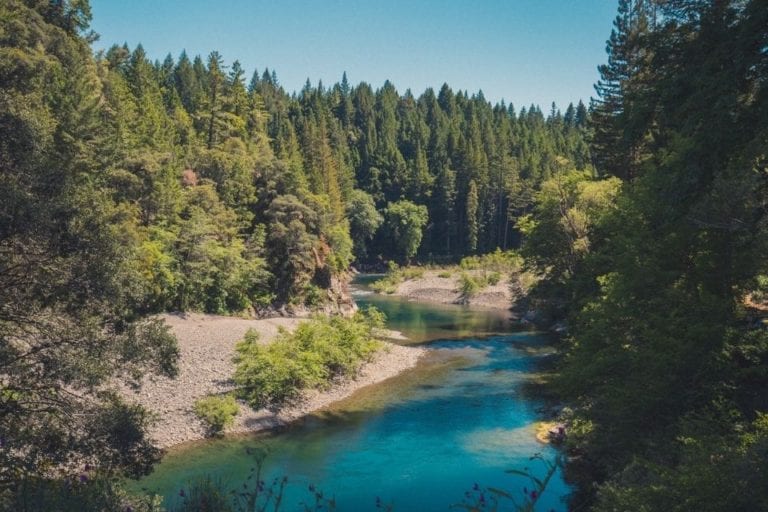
{"left": 133, "top": 278, "right": 570, "bottom": 511}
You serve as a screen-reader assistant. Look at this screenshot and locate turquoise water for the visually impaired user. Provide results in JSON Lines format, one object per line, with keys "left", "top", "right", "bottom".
{"left": 352, "top": 280, "right": 514, "bottom": 344}
{"left": 134, "top": 281, "right": 569, "bottom": 511}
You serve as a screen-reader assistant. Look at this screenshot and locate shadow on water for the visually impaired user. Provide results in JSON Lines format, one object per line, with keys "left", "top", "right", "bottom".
{"left": 133, "top": 276, "right": 570, "bottom": 511}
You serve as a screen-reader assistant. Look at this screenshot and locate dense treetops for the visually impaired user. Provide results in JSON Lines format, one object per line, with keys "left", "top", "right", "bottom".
{"left": 72, "top": 34, "right": 592, "bottom": 312}
{"left": 97, "top": 40, "right": 592, "bottom": 275}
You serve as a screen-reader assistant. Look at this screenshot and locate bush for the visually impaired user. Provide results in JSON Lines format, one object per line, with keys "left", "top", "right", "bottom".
{"left": 458, "top": 271, "right": 504, "bottom": 300}
{"left": 193, "top": 394, "right": 239, "bottom": 435}
{"left": 234, "top": 309, "right": 384, "bottom": 408}
{"left": 370, "top": 264, "right": 424, "bottom": 294}
{"left": 303, "top": 283, "right": 326, "bottom": 307}
{"left": 370, "top": 275, "right": 398, "bottom": 294}
{"left": 459, "top": 249, "right": 523, "bottom": 273}
{"left": 459, "top": 272, "right": 483, "bottom": 299}
{"left": 437, "top": 270, "right": 453, "bottom": 278}
{"left": 401, "top": 267, "right": 425, "bottom": 280}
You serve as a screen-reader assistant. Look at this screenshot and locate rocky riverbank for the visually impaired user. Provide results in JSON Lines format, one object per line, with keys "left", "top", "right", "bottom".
{"left": 120, "top": 313, "right": 426, "bottom": 448}
{"left": 389, "top": 269, "right": 515, "bottom": 310}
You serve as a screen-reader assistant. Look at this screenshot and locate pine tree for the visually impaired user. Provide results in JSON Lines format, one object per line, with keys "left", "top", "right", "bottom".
{"left": 590, "top": 0, "right": 653, "bottom": 180}
{"left": 466, "top": 179, "right": 479, "bottom": 254}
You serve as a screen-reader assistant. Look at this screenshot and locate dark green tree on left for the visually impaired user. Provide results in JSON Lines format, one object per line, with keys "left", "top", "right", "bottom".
{"left": 0, "top": 0, "right": 179, "bottom": 507}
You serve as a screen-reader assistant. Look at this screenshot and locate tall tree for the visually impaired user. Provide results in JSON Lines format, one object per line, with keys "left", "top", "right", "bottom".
{"left": 466, "top": 179, "right": 479, "bottom": 253}
{"left": 0, "top": 2, "right": 179, "bottom": 504}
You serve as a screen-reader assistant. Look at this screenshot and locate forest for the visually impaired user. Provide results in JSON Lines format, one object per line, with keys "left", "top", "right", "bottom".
{"left": 1, "top": 0, "right": 767, "bottom": 511}
{"left": 520, "top": 1, "right": 768, "bottom": 510}
{"left": 1, "top": 0, "right": 592, "bottom": 317}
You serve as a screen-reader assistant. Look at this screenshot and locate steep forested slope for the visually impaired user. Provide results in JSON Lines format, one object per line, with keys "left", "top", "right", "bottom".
{"left": 521, "top": 1, "right": 768, "bottom": 510}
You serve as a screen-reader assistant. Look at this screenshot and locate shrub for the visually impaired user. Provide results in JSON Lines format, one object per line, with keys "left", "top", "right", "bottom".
{"left": 458, "top": 271, "right": 504, "bottom": 300}
{"left": 234, "top": 309, "right": 384, "bottom": 408}
{"left": 459, "top": 249, "right": 523, "bottom": 273}
{"left": 370, "top": 264, "right": 424, "bottom": 294}
{"left": 370, "top": 278, "right": 397, "bottom": 294}
{"left": 437, "top": 270, "right": 453, "bottom": 278}
{"left": 459, "top": 272, "right": 483, "bottom": 299}
{"left": 303, "top": 283, "right": 326, "bottom": 307}
{"left": 194, "top": 394, "right": 239, "bottom": 435}
{"left": 401, "top": 267, "right": 425, "bottom": 280}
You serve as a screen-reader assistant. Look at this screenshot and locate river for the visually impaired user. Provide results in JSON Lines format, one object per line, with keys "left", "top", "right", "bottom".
{"left": 132, "top": 277, "right": 570, "bottom": 511}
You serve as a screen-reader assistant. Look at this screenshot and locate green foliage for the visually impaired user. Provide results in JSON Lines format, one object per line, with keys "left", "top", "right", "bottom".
{"left": 0, "top": 1, "right": 180, "bottom": 496}
{"left": 459, "top": 272, "right": 485, "bottom": 299}
{"left": 370, "top": 264, "right": 425, "bottom": 294}
{"left": 521, "top": 2, "right": 768, "bottom": 510}
{"left": 346, "top": 189, "right": 383, "bottom": 260}
{"left": 519, "top": 169, "right": 621, "bottom": 320}
{"left": 384, "top": 200, "right": 429, "bottom": 263}
{"left": 303, "top": 283, "right": 327, "bottom": 307}
{"left": 327, "top": 221, "right": 355, "bottom": 272}
{"left": 520, "top": 170, "right": 621, "bottom": 281}
{"left": 0, "top": 0, "right": 606, "bottom": 507}
{"left": 466, "top": 179, "right": 479, "bottom": 253}
{"left": 265, "top": 194, "right": 322, "bottom": 303}
{"left": 458, "top": 271, "right": 503, "bottom": 301}
{"left": 749, "top": 274, "right": 768, "bottom": 303}
{"left": 234, "top": 310, "right": 384, "bottom": 408}
{"left": 193, "top": 394, "right": 239, "bottom": 435}
{"left": 459, "top": 249, "right": 523, "bottom": 273}
{"left": 173, "top": 184, "right": 272, "bottom": 313}
{"left": 3, "top": 474, "right": 164, "bottom": 512}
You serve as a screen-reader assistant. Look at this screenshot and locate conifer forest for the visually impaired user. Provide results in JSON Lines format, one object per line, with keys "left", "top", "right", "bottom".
{"left": 1, "top": 1, "right": 767, "bottom": 511}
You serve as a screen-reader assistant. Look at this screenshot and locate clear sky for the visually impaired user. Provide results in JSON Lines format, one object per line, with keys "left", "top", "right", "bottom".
{"left": 89, "top": 0, "right": 619, "bottom": 110}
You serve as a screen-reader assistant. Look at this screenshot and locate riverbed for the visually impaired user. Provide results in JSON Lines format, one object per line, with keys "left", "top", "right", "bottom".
{"left": 131, "top": 277, "right": 570, "bottom": 511}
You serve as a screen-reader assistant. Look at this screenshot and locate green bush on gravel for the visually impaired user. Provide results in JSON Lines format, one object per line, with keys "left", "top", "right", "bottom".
{"left": 233, "top": 308, "right": 384, "bottom": 408}
{"left": 194, "top": 394, "right": 239, "bottom": 435}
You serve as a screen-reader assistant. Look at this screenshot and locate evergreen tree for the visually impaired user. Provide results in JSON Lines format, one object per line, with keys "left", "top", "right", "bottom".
{"left": 466, "top": 179, "right": 479, "bottom": 253}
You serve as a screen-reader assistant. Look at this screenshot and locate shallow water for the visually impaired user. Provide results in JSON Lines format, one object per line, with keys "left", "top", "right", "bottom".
{"left": 352, "top": 276, "right": 515, "bottom": 344}
{"left": 133, "top": 278, "right": 569, "bottom": 511}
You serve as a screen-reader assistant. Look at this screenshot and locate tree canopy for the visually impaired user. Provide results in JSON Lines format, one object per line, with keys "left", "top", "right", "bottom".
{"left": 521, "top": 1, "right": 768, "bottom": 510}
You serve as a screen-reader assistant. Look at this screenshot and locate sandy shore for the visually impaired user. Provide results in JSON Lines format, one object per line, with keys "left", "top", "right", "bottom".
{"left": 392, "top": 270, "right": 514, "bottom": 310}
{"left": 121, "top": 313, "right": 426, "bottom": 448}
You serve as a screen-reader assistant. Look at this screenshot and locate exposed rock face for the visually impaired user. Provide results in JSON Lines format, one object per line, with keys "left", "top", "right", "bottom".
{"left": 328, "top": 272, "right": 358, "bottom": 316}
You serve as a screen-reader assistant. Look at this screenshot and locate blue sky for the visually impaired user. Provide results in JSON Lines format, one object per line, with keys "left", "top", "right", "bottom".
{"left": 90, "top": 0, "right": 618, "bottom": 110}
